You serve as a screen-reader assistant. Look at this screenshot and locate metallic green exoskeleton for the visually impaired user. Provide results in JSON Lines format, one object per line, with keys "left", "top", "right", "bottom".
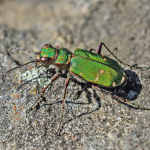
{"left": 38, "top": 44, "right": 127, "bottom": 87}
{"left": 2, "top": 43, "right": 150, "bottom": 114}
{"left": 2, "top": 42, "right": 150, "bottom": 134}
{"left": 70, "top": 48, "right": 127, "bottom": 87}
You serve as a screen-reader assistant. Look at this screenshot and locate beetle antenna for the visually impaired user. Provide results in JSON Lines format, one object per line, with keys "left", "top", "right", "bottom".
{"left": 101, "top": 43, "right": 150, "bottom": 70}
{"left": 10, "top": 47, "right": 40, "bottom": 55}
{"left": 17, "top": 76, "right": 48, "bottom": 90}
{"left": 2, "top": 60, "right": 36, "bottom": 83}
{"left": 92, "top": 85, "right": 150, "bottom": 110}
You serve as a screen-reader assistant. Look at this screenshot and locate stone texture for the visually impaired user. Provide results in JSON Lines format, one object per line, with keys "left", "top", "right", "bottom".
{"left": 0, "top": 0, "right": 150, "bottom": 149}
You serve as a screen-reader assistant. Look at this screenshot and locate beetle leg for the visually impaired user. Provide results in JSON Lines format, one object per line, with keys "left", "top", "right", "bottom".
{"left": 97, "top": 43, "right": 102, "bottom": 54}
{"left": 26, "top": 73, "right": 61, "bottom": 113}
{"left": 99, "top": 43, "right": 150, "bottom": 69}
{"left": 62, "top": 77, "right": 71, "bottom": 109}
{"left": 89, "top": 48, "right": 96, "bottom": 52}
{"left": 92, "top": 85, "right": 150, "bottom": 110}
{"left": 57, "top": 77, "right": 71, "bottom": 135}
{"left": 42, "top": 73, "right": 60, "bottom": 94}
{"left": 26, "top": 95, "right": 45, "bottom": 113}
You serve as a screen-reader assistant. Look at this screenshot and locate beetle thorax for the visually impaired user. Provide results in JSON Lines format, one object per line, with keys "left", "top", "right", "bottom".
{"left": 54, "top": 48, "right": 72, "bottom": 71}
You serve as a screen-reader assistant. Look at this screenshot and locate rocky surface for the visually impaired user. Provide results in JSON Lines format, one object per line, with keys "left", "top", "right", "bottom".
{"left": 0, "top": 0, "right": 150, "bottom": 149}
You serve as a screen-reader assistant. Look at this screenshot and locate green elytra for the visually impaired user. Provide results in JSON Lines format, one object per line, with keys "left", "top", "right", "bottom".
{"left": 71, "top": 49, "right": 127, "bottom": 87}
{"left": 3, "top": 43, "right": 150, "bottom": 114}
{"left": 3, "top": 42, "right": 150, "bottom": 134}
{"left": 39, "top": 44, "right": 127, "bottom": 87}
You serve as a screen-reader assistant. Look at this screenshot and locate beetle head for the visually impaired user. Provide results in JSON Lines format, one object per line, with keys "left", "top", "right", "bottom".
{"left": 35, "top": 44, "right": 57, "bottom": 67}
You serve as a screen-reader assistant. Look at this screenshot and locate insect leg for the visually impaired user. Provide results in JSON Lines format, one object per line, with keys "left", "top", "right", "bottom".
{"left": 41, "top": 73, "right": 60, "bottom": 94}
{"left": 92, "top": 85, "right": 150, "bottom": 110}
{"left": 89, "top": 48, "right": 96, "bottom": 52}
{"left": 97, "top": 43, "right": 102, "bottom": 54}
{"left": 26, "top": 73, "right": 61, "bottom": 113}
{"left": 62, "top": 77, "right": 70, "bottom": 109}
{"left": 57, "top": 77, "right": 70, "bottom": 135}
{"left": 99, "top": 42, "right": 150, "bottom": 69}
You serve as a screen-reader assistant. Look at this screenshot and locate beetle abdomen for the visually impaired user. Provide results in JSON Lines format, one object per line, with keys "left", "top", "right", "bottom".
{"left": 70, "top": 55, "right": 127, "bottom": 87}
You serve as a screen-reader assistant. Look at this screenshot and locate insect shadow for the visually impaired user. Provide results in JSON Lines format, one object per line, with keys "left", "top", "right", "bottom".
{"left": 67, "top": 69, "right": 142, "bottom": 104}
{"left": 44, "top": 69, "right": 143, "bottom": 134}
{"left": 8, "top": 65, "right": 143, "bottom": 135}
{"left": 55, "top": 69, "right": 143, "bottom": 110}
{"left": 39, "top": 69, "right": 142, "bottom": 125}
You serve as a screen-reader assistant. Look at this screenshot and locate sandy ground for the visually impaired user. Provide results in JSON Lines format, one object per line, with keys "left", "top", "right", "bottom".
{"left": 0, "top": 0, "right": 150, "bottom": 149}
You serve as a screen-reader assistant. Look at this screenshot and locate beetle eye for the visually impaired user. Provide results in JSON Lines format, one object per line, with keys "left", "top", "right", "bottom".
{"left": 40, "top": 57, "right": 49, "bottom": 64}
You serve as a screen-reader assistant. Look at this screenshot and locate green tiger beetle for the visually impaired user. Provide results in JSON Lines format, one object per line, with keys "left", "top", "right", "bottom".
{"left": 2, "top": 42, "right": 150, "bottom": 130}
